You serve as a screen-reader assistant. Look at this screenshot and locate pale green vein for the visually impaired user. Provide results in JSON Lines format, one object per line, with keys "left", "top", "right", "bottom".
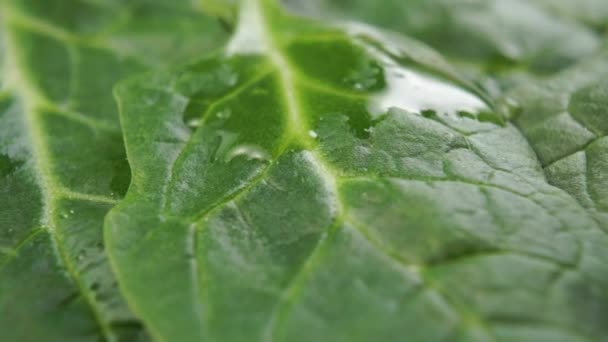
{"left": 186, "top": 155, "right": 282, "bottom": 338}
{"left": 197, "top": 66, "right": 274, "bottom": 125}
{"left": 161, "top": 66, "right": 274, "bottom": 213}
{"left": 344, "top": 172, "right": 597, "bottom": 241}
{"left": 244, "top": 0, "right": 309, "bottom": 142}
{"left": 296, "top": 72, "right": 368, "bottom": 101}
{"left": 186, "top": 222, "right": 206, "bottom": 340}
{"left": 262, "top": 218, "right": 343, "bottom": 342}
{"left": 1, "top": 12, "right": 116, "bottom": 342}
{"left": 3, "top": 5, "right": 153, "bottom": 68}
{"left": 0, "top": 228, "right": 45, "bottom": 269}
{"left": 342, "top": 174, "right": 535, "bottom": 199}
{"left": 58, "top": 188, "right": 120, "bottom": 205}
{"left": 284, "top": 32, "right": 354, "bottom": 45}
{"left": 66, "top": 44, "right": 81, "bottom": 108}
{"left": 198, "top": 70, "right": 275, "bottom": 125}
{"left": 157, "top": 2, "right": 349, "bottom": 337}
{"left": 236, "top": 2, "right": 349, "bottom": 340}
{"left": 583, "top": 149, "right": 596, "bottom": 210}
{"left": 544, "top": 133, "right": 606, "bottom": 169}
{"left": 153, "top": 1, "right": 353, "bottom": 332}
{"left": 231, "top": 3, "right": 571, "bottom": 341}
{"left": 2, "top": 6, "right": 74, "bottom": 43}
{"left": 344, "top": 217, "right": 498, "bottom": 341}
{"left": 366, "top": 177, "right": 579, "bottom": 269}
{"left": 45, "top": 106, "right": 121, "bottom": 133}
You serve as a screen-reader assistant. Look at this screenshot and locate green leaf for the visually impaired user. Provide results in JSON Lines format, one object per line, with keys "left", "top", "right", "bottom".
{"left": 508, "top": 45, "right": 608, "bottom": 229}
{"left": 284, "top": 0, "right": 606, "bottom": 76}
{"left": 106, "top": 1, "right": 608, "bottom": 341}
{"left": 0, "top": 0, "right": 227, "bottom": 340}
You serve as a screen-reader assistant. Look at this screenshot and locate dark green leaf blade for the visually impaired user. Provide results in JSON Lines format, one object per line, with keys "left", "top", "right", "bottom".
{"left": 107, "top": 1, "right": 608, "bottom": 341}
{"left": 0, "top": 0, "right": 228, "bottom": 340}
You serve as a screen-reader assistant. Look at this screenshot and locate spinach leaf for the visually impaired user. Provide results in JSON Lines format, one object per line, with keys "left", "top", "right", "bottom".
{"left": 0, "top": 0, "right": 227, "bottom": 340}
{"left": 106, "top": 1, "right": 608, "bottom": 341}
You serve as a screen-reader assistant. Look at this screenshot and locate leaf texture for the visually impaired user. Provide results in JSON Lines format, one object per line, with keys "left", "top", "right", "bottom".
{"left": 106, "top": 1, "right": 608, "bottom": 341}
{"left": 0, "top": 0, "right": 227, "bottom": 340}
{"left": 508, "top": 46, "right": 608, "bottom": 230}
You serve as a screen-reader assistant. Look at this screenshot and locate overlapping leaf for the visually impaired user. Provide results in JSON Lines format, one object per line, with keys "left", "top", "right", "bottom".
{"left": 0, "top": 0, "right": 227, "bottom": 340}
{"left": 284, "top": 0, "right": 608, "bottom": 88}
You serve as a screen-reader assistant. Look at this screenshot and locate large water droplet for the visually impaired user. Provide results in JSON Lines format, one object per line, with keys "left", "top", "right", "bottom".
{"left": 225, "top": 144, "right": 270, "bottom": 163}
{"left": 367, "top": 60, "right": 488, "bottom": 119}
{"left": 343, "top": 24, "right": 489, "bottom": 119}
{"left": 211, "top": 130, "right": 240, "bottom": 162}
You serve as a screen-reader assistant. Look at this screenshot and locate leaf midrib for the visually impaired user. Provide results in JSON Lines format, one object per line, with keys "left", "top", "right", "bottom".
{"left": 224, "top": 2, "right": 512, "bottom": 341}
{"left": 185, "top": 1, "right": 498, "bottom": 341}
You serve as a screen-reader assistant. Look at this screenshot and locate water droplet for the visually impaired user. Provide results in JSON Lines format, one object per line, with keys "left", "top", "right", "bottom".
{"left": 69, "top": 209, "right": 75, "bottom": 214}
{"left": 343, "top": 59, "right": 385, "bottom": 92}
{"left": 225, "top": 144, "right": 270, "bottom": 163}
{"left": 211, "top": 130, "right": 239, "bottom": 162}
{"left": 187, "top": 118, "right": 202, "bottom": 128}
{"left": 308, "top": 130, "right": 318, "bottom": 139}
{"left": 61, "top": 212, "right": 69, "bottom": 219}
{"left": 216, "top": 108, "right": 232, "bottom": 119}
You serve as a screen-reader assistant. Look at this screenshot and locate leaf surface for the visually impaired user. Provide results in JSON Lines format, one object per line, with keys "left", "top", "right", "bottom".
{"left": 106, "top": 1, "right": 608, "bottom": 341}
{"left": 508, "top": 46, "right": 608, "bottom": 230}
{"left": 0, "top": 0, "right": 227, "bottom": 340}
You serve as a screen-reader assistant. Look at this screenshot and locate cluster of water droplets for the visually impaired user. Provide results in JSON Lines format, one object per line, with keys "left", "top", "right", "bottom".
{"left": 60, "top": 209, "right": 76, "bottom": 219}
